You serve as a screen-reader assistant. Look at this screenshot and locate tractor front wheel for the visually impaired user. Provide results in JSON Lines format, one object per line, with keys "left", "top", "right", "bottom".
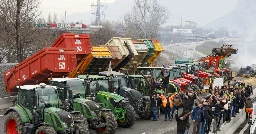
{"left": 4, "top": 111, "right": 24, "bottom": 134}
{"left": 139, "top": 100, "right": 151, "bottom": 120}
{"left": 118, "top": 104, "right": 135, "bottom": 128}
{"left": 35, "top": 126, "right": 56, "bottom": 134}
{"left": 75, "top": 120, "right": 89, "bottom": 134}
{"left": 96, "top": 111, "right": 117, "bottom": 134}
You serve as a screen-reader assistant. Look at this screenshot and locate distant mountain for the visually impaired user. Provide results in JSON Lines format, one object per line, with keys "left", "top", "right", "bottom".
{"left": 205, "top": 0, "right": 256, "bottom": 33}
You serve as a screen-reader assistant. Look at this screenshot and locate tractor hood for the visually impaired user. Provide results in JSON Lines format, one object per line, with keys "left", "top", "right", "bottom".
{"left": 45, "top": 107, "right": 74, "bottom": 127}
{"left": 97, "top": 91, "right": 125, "bottom": 101}
{"left": 74, "top": 98, "right": 101, "bottom": 114}
{"left": 119, "top": 86, "right": 143, "bottom": 101}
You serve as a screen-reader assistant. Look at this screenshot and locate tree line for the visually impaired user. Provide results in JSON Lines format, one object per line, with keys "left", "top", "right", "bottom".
{"left": 0, "top": 0, "right": 169, "bottom": 63}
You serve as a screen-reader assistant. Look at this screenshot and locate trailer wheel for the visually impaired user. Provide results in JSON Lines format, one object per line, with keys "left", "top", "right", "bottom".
{"left": 139, "top": 100, "right": 151, "bottom": 120}
{"left": 4, "top": 111, "right": 24, "bottom": 134}
{"left": 96, "top": 111, "right": 117, "bottom": 134}
{"left": 35, "top": 126, "right": 56, "bottom": 134}
{"left": 118, "top": 104, "right": 135, "bottom": 128}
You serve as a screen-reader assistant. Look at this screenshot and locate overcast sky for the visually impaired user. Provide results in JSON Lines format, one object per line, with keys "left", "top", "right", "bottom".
{"left": 39, "top": 0, "right": 238, "bottom": 26}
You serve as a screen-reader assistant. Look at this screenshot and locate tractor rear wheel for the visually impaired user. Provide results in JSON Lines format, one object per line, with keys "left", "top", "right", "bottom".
{"left": 4, "top": 111, "right": 24, "bottom": 134}
{"left": 35, "top": 126, "right": 56, "bottom": 134}
{"left": 139, "top": 100, "right": 151, "bottom": 120}
{"left": 96, "top": 111, "right": 117, "bottom": 134}
{"left": 118, "top": 104, "right": 135, "bottom": 128}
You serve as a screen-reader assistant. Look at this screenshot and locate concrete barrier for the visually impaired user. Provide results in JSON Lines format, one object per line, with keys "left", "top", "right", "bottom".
{"left": 209, "top": 109, "right": 246, "bottom": 134}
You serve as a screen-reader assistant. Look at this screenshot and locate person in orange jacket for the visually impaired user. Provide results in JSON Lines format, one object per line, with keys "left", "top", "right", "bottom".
{"left": 162, "top": 94, "right": 173, "bottom": 121}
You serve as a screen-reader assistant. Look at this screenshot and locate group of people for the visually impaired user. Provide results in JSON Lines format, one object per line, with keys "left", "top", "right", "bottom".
{"left": 150, "top": 80, "right": 253, "bottom": 134}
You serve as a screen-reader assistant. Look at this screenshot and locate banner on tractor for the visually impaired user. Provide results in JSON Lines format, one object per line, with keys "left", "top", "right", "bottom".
{"left": 213, "top": 78, "right": 224, "bottom": 88}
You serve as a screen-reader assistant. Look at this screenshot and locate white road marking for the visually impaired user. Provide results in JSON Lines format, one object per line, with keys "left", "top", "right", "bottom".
{"left": 142, "top": 124, "right": 176, "bottom": 134}
{"left": 239, "top": 124, "right": 249, "bottom": 134}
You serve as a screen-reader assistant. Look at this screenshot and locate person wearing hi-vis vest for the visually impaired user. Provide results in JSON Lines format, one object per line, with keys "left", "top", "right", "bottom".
{"left": 161, "top": 94, "right": 172, "bottom": 121}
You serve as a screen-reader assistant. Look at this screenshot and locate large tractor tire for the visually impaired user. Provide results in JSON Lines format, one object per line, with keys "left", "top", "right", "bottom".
{"left": 138, "top": 100, "right": 151, "bottom": 120}
{"left": 73, "top": 113, "right": 89, "bottom": 134}
{"left": 4, "top": 111, "right": 24, "bottom": 134}
{"left": 96, "top": 111, "right": 117, "bottom": 134}
{"left": 76, "top": 120, "right": 89, "bottom": 134}
{"left": 35, "top": 126, "right": 56, "bottom": 134}
{"left": 117, "top": 104, "right": 135, "bottom": 128}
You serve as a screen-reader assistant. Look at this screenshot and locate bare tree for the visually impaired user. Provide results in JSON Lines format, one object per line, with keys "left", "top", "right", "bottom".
{"left": 90, "top": 21, "right": 124, "bottom": 46}
{"left": 124, "top": 0, "right": 169, "bottom": 39}
{"left": 47, "top": 13, "right": 52, "bottom": 24}
{"left": 0, "top": 0, "right": 45, "bottom": 62}
{"left": 53, "top": 12, "right": 57, "bottom": 23}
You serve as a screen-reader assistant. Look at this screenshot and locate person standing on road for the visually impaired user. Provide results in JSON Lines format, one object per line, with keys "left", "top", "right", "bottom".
{"left": 245, "top": 97, "right": 253, "bottom": 119}
{"left": 191, "top": 102, "right": 203, "bottom": 134}
{"left": 200, "top": 101, "right": 211, "bottom": 134}
{"left": 156, "top": 93, "right": 161, "bottom": 119}
{"left": 210, "top": 107, "right": 218, "bottom": 134}
{"left": 150, "top": 91, "right": 158, "bottom": 121}
{"left": 171, "top": 94, "right": 182, "bottom": 119}
{"left": 161, "top": 94, "right": 172, "bottom": 121}
{"left": 176, "top": 110, "right": 190, "bottom": 134}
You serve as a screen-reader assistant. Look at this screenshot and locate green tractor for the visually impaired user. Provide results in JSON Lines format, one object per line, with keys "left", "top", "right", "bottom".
{"left": 96, "top": 72, "right": 152, "bottom": 120}
{"left": 4, "top": 83, "right": 89, "bottom": 134}
{"left": 78, "top": 75, "right": 136, "bottom": 128}
{"left": 49, "top": 78, "right": 117, "bottom": 134}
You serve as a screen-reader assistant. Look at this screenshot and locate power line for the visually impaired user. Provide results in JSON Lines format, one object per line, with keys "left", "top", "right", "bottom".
{"left": 91, "top": 0, "right": 107, "bottom": 26}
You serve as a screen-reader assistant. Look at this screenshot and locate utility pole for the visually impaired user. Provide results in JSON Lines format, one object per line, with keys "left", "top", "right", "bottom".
{"left": 91, "top": 0, "right": 106, "bottom": 26}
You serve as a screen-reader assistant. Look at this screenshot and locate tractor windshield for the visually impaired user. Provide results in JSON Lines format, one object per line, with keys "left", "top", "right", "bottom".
{"left": 67, "top": 80, "right": 85, "bottom": 95}
{"left": 172, "top": 68, "right": 181, "bottom": 78}
{"left": 37, "top": 87, "right": 59, "bottom": 107}
{"left": 90, "top": 79, "right": 109, "bottom": 92}
{"left": 131, "top": 77, "right": 146, "bottom": 90}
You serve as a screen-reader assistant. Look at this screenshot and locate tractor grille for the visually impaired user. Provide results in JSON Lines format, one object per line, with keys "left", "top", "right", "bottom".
{"left": 56, "top": 110, "right": 74, "bottom": 127}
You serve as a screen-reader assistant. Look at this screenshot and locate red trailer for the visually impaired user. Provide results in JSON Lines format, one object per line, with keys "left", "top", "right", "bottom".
{"left": 4, "top": 47, "right": 77, "bottom": 94}
{"left": 51, "top": 33, "right": 92, "bottom": 61}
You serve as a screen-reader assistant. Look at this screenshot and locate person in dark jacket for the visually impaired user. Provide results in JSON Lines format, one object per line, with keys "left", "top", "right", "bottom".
{"left": 191, "top": 102, "right": 203, "bottom": 134}
{"left": 200, "top": 101, "right": 211, "bottom": 134}
{"left": 156, "top": 94, "right": 161, "bottom": 119}
{"left": 182, "top": 94, "right": 193, "bottom": 113}
{"left": 214, "top": 100, "right": 221, "bottom": 131}
{"left": 150, "top": 91, "right": 158, "bottom": 121}
{"left": 176, "top": 110, "right": 190, "bottom": 134}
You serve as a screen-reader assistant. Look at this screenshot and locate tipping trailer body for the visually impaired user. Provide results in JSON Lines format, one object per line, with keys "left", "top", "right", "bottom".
{"left": 83, "top": 47, "right": 112, "bottom": 75}
{"left": 68, "top": 46, "right": 112, "bottom": 77}
{"left": 4, "top": 47, "right": 77, "bottom": 94}
{"left": 137, "top": 39, "right": 155, "bottom": 66}
{"left": 132, "top": 40, "right": 149, "bottom": 66}
{"left": 147, "top": 39, "right": 164, "bottom": 66}
{"left": 105, "top": 37, "right": 135, "bottom": 71}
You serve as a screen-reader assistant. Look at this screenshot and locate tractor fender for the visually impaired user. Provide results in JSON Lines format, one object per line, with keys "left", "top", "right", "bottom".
{"left": 142, "top": 96, "right": 150, "bottom": 101}
{"left": 4, "top": 106, "right": 30, "bottom": 123}
{"left": 100, "top": 108, "right": 111, "bottom": 112}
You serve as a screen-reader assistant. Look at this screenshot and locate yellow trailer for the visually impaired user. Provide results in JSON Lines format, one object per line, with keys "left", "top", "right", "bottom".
{"left": 68, "top": 46, "right": 112, "bottom": 77}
